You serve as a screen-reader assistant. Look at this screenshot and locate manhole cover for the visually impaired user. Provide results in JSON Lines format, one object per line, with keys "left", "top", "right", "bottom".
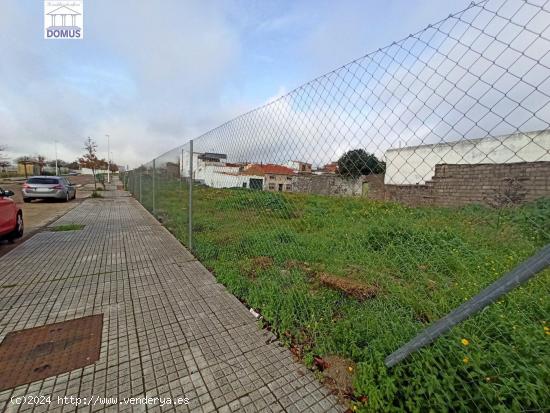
{"left": 0, "top": 314, "right": 103, "bottom": 391}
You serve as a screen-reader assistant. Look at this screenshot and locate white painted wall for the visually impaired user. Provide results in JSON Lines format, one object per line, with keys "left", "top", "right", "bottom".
{"left": 384, "top": 130, "right": 550, "bottom": 185}
{"left": 81, "top": 168, "right": 109, "bottom": 175}
{"left": 180, "top": 152, "right": 200, "bottom": 178}
{"left": 200, "top": 169, "right": 263, "bottom": 189}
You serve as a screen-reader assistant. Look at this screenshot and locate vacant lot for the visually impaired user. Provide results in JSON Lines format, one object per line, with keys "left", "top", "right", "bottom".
{"left": 140, "top": 178, "right": 549, "bottom": 412}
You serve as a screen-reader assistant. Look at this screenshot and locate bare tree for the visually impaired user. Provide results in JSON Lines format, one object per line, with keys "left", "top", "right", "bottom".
{"left": 36, "top": 154, "right": 47, "bottom": 175}
{"left": 0, "top": 145, "right": 10, "bottom": 171}
{"left": 79, "top": 137, "right": 106, "bottom": 190}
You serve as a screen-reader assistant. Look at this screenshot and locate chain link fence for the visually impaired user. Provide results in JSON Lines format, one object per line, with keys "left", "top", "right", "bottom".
{"left": 125, "top": 0, "right": 550, "bottom": 410}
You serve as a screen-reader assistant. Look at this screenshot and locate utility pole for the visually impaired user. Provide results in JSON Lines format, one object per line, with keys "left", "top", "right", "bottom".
{"left": 188, "top": 140, "right": 193, "bottom": 250}
{"left": 106, "top": 134, "right": 111, "bottom": 184}
{"left": 54, "top": 140, "right": 59, "bottom": 176}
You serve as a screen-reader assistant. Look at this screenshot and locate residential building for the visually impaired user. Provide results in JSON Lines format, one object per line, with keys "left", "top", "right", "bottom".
{"left": 316, "top": 162, "right": 338, "bottom": 174}
{"left": 180, "top": 152, "right": 263, "bottom": 189}
{"left": 243, "top": 164, "right": 295, "bottom": 192}
{"left": 285, "top": 160, "right": 312, "bottom": 174}
{"left": 181, "top": 152, "right": 227, "bottom": 179}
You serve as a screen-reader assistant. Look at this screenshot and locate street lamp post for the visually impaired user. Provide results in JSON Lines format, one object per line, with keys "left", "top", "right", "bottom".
{"left": 54, "top": 140, "right": 59, "bottom": 176}
{"left": 106, "top": 134, "right": 111, "bottom": 184}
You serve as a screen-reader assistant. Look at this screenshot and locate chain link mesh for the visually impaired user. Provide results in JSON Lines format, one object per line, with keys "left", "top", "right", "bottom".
{"left": 125, "top": 0, "right": 549, "bottom": 410}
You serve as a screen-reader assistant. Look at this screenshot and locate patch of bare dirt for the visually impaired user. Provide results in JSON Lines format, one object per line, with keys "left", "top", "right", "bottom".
{"left": 317, "top": 273, "right": 379, "bottom": 300}
{"left": 252, "top": 256, "right": 274, "bottom": 270}
{"left": 285, "top": 260, "right": 380, "bottom": 300}
{"left": 243, "top": 256, "right": 274, "bottom": 278}
{"left": 285, "top": 259, "right": 313, "bottom": 273}
{"left": 414, "top": 311, "right": 432, "bottom": 324}
{"left": 284, "top": 260, "right": 324, "bottom": 277}
{"left": 316, "top": 355, "right": 356, "bottom": 402}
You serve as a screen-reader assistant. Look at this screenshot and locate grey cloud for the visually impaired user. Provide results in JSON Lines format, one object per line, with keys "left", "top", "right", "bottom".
{"left": 0, "top": 0, "right": 242, "bottom": 167}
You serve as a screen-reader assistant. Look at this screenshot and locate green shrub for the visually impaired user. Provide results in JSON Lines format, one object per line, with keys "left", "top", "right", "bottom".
{"left": 217, "top": 189, "right": 297, "bottom": 218}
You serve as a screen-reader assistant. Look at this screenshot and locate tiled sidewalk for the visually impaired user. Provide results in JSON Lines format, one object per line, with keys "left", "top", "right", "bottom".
{"left": 0, "top": 188, "right": 343, "bottom": 412}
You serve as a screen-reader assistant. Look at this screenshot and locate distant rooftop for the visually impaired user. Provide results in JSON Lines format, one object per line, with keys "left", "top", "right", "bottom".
{"left": 198, "top": 153, "right": 227, "bottom": 160}
{"left": 243, "top": 163, "right": 295, "bottom": 176}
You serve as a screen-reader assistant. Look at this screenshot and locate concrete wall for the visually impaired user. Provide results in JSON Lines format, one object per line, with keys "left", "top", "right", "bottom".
{"left": 367, "top": 162, "right": 550, "bottom": 207}
{"left": 194, "top": 164, "right": 263, "bottom": 189}
{"left": 80, "top": 168, "right": 109, "bottom": 175}
{"left": 363, "top": 174, "right": 386, "bottom": 199}
{"left": 385, "top": 130, "right": 550, "bottom": 185}
{"left": 293, "top": 174, "right": 363, "bottom": 196}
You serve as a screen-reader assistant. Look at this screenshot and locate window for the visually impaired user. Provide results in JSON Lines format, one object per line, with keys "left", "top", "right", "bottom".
{"left": 286, "top": 184, "right": 292, "bottom": 191}
{"left": 269, "top": 175, "right": 275, "bottom": 180}
{"left": 242, "top": 182, "right": 247, "bottom": 188}
{"left": 268, "top": 183, "right": 276, "bottom": 190}
{"left": 286, "top": 177, "right": 292, "bottom": 181}
{"left": 27, "top": 177, "right": 59, "bottom": 184}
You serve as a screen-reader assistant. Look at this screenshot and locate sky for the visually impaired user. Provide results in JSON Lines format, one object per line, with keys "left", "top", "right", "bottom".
{"left": 0, "top": 0, "right": 480, "bottom": 168}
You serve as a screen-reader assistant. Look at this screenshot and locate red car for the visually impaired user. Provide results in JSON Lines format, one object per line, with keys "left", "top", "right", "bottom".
{"left": 0, "top": 188, "right": 24, "bottom": 242}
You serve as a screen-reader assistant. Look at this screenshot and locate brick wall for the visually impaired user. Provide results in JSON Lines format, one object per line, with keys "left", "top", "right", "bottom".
{"left": 366, "top": 161, "right": 550, "bottom": 207}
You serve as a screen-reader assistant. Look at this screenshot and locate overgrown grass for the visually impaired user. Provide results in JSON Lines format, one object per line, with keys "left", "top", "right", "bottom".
{"left": 50, "top": 224, "right": 85, "bottom": 232}
{"left": 143, "top": 178, "right": 549, "bottom": 412}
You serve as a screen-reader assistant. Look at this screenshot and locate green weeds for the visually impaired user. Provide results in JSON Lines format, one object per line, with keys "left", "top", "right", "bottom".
{"left": 50, "top": 224, "right": 85, "bottom": 231}
{"left": 142, "top": 178, "right": 550, "bottom": 411}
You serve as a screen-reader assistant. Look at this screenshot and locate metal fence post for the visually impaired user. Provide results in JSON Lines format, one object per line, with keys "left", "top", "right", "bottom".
{"left": 188, "top": 140, "right": 193, "bottom": 250}
{"left": 181, "top": 148, "right": 184, "bottom": 189}
{"left": 152, "top": 159, "right": 156, "bottom": 214}
{"left": 384, "top": 244, "right": 550, "bottom": 368}
{"left": 139, "top": 172, "right": 142, "bottom": 204}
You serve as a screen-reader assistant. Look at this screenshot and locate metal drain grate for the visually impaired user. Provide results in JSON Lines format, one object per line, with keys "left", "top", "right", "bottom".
{"left": 0, "top": 314, "right": 103, "bottom": 391}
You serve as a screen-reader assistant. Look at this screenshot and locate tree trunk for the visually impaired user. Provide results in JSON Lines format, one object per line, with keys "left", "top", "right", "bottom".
{"left": 92, "top": 169, "right": 97, "bottom": 189}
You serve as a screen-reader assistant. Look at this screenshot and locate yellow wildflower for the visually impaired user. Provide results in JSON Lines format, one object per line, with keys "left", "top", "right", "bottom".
{"left": 544, "top": 326, "right": 549, "bottom": 332}
{"left": 463, "top": 356, "right": 469, "bottom": 364}
{"left": 348, "top": 366, "right": 353, "bottom": 372}
{"left": 461, "top": 338, "right": 470, "bottom": 346}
